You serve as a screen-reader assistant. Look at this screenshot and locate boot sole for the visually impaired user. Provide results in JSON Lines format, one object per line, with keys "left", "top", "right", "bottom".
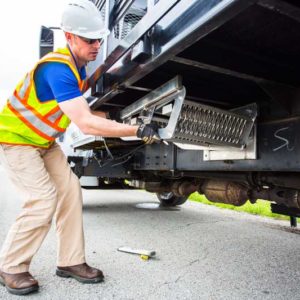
{"left": 0, "top": 277, "right": 39, "bottom": 295}
{"left": 56, "top": 269, "right": 104, "bottom": 284}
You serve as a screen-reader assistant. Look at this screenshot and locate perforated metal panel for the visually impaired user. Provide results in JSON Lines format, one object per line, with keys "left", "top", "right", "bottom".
{"left": 94, "top": 0, "right": 106, "bottom": 20}
{"left": 154, "top": 100, "right": 257, "bottom": 148}
{"left": 114, "top": 5, "right": 146, "bottom": 40}
{"left": 172, "top": 101, "right": 256, "bottom": 147}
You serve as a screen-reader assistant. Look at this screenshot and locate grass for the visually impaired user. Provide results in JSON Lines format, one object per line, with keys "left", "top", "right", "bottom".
{"left": 189, "top": 192, "right": 299, "bottom": 222}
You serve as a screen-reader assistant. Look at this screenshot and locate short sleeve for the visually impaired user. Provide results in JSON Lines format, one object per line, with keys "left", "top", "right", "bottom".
{"left": 34, "top": 62, "right": 83, "bottom": 103}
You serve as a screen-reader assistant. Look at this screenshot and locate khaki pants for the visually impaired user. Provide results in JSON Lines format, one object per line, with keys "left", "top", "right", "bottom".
{"left": 0, "top": 142, "right": 85, "bottom": 273}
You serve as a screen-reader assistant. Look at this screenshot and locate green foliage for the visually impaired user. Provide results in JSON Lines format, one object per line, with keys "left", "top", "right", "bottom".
{"left": 189, "top": 193, "right": 299, "bottom": 221}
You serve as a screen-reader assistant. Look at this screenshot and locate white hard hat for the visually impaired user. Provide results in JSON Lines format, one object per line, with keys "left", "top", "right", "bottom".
{"left": 61, "top": 0, "right": 110, "bottom": 39}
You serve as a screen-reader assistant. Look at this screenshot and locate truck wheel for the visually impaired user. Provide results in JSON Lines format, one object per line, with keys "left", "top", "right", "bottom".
{"left": 156, "top": 192, "right": 188, "bottom": 207}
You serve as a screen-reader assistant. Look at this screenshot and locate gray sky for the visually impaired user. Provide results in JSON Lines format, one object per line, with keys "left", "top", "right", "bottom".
{"left": 0, "top": 0, "right": 69, "bottom": 107}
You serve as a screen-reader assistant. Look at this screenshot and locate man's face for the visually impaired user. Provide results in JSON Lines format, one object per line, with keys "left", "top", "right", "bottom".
{"left": 67, "top": 33, "right": 102, "bottom": 65}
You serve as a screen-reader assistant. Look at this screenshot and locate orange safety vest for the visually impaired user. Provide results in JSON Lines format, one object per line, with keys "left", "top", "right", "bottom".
{"left": 0, "top": 47, "right": 87, "bottom": 148}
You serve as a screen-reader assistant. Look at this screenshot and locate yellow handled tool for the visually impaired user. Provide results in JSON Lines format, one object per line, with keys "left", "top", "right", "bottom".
{"left": 117, "top": 246, "right": 156, "bottom": 259}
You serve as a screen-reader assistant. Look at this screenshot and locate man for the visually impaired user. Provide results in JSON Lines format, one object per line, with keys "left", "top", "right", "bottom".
{"left": 0, "top": 0, "right": 158, "bottom": 296}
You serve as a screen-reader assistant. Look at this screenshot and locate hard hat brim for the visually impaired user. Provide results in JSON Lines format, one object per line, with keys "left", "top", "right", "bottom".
{"left": 81, "top": 28, "right": 110, "bottom": 39}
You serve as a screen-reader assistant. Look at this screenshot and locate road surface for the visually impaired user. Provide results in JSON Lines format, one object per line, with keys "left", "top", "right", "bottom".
{"left": 0, "top": 166, "right": 299, "bottom": 299}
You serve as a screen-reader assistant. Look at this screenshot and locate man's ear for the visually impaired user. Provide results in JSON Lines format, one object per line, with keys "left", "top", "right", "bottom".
{"left": 65, "top": 32, "right": 72, "bottom": 44}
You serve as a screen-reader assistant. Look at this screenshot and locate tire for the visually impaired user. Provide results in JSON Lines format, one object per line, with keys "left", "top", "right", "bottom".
{"left": 156, "top": 192, "right": 188, "bottom": 207}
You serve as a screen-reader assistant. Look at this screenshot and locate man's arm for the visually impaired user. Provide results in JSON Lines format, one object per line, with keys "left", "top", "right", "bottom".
{"left": 40, "top": 62, "right": 158, "bottom": 141}
{"left": 59, "top": 96, "right": 138, "bottom": 137}
{"left": 91, "top": 111, "right": 107, "bottom": 118}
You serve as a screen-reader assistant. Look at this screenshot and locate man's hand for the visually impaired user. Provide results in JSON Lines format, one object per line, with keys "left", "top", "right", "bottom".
{"left": 137, "top": 124, "right": 160, "bottom": 144}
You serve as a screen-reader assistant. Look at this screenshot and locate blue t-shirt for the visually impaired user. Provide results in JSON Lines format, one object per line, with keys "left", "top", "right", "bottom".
{"left": 34, "top": 62, "right": 86, "bottom": 103}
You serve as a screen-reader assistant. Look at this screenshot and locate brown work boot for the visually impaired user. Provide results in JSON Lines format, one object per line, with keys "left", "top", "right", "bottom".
{"left": 0, "top": 270, "right": 39, "bottom": 295}
{"left": 56, "top": 263, "right": 104, "bottom": 283}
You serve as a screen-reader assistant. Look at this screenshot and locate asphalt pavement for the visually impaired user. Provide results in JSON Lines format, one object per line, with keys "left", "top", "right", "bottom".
{"left": 0, "top": 166, "right": 300, "bottom": 300}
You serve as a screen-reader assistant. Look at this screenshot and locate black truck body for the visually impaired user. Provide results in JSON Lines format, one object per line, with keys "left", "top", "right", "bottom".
{"left": 42, "top": 0, "right": 300, "bottom": 214}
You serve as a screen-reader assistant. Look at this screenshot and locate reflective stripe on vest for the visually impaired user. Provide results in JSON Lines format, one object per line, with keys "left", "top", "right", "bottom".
{"left": 8, "top": 94, "right": 61, "bottom": 141}
{"left": 18, "top": 74, "right": 31, "bottom": 98}
{"left": 48, "top": 110, "right": 63, "bottom": 123}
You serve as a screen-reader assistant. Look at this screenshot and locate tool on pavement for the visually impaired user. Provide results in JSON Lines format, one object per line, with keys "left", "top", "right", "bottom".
{"left": 117, "top": 246, "right": 156, "bottom": 260}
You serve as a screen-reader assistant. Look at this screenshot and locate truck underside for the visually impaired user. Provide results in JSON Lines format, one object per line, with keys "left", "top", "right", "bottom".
{"left": 51, "top": 0, "right": 300, "bottom": 214}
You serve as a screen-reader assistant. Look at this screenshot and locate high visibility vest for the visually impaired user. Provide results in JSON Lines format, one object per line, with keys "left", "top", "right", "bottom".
{"left": 0, "top": 47, "right": 87, "bottom": 148}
